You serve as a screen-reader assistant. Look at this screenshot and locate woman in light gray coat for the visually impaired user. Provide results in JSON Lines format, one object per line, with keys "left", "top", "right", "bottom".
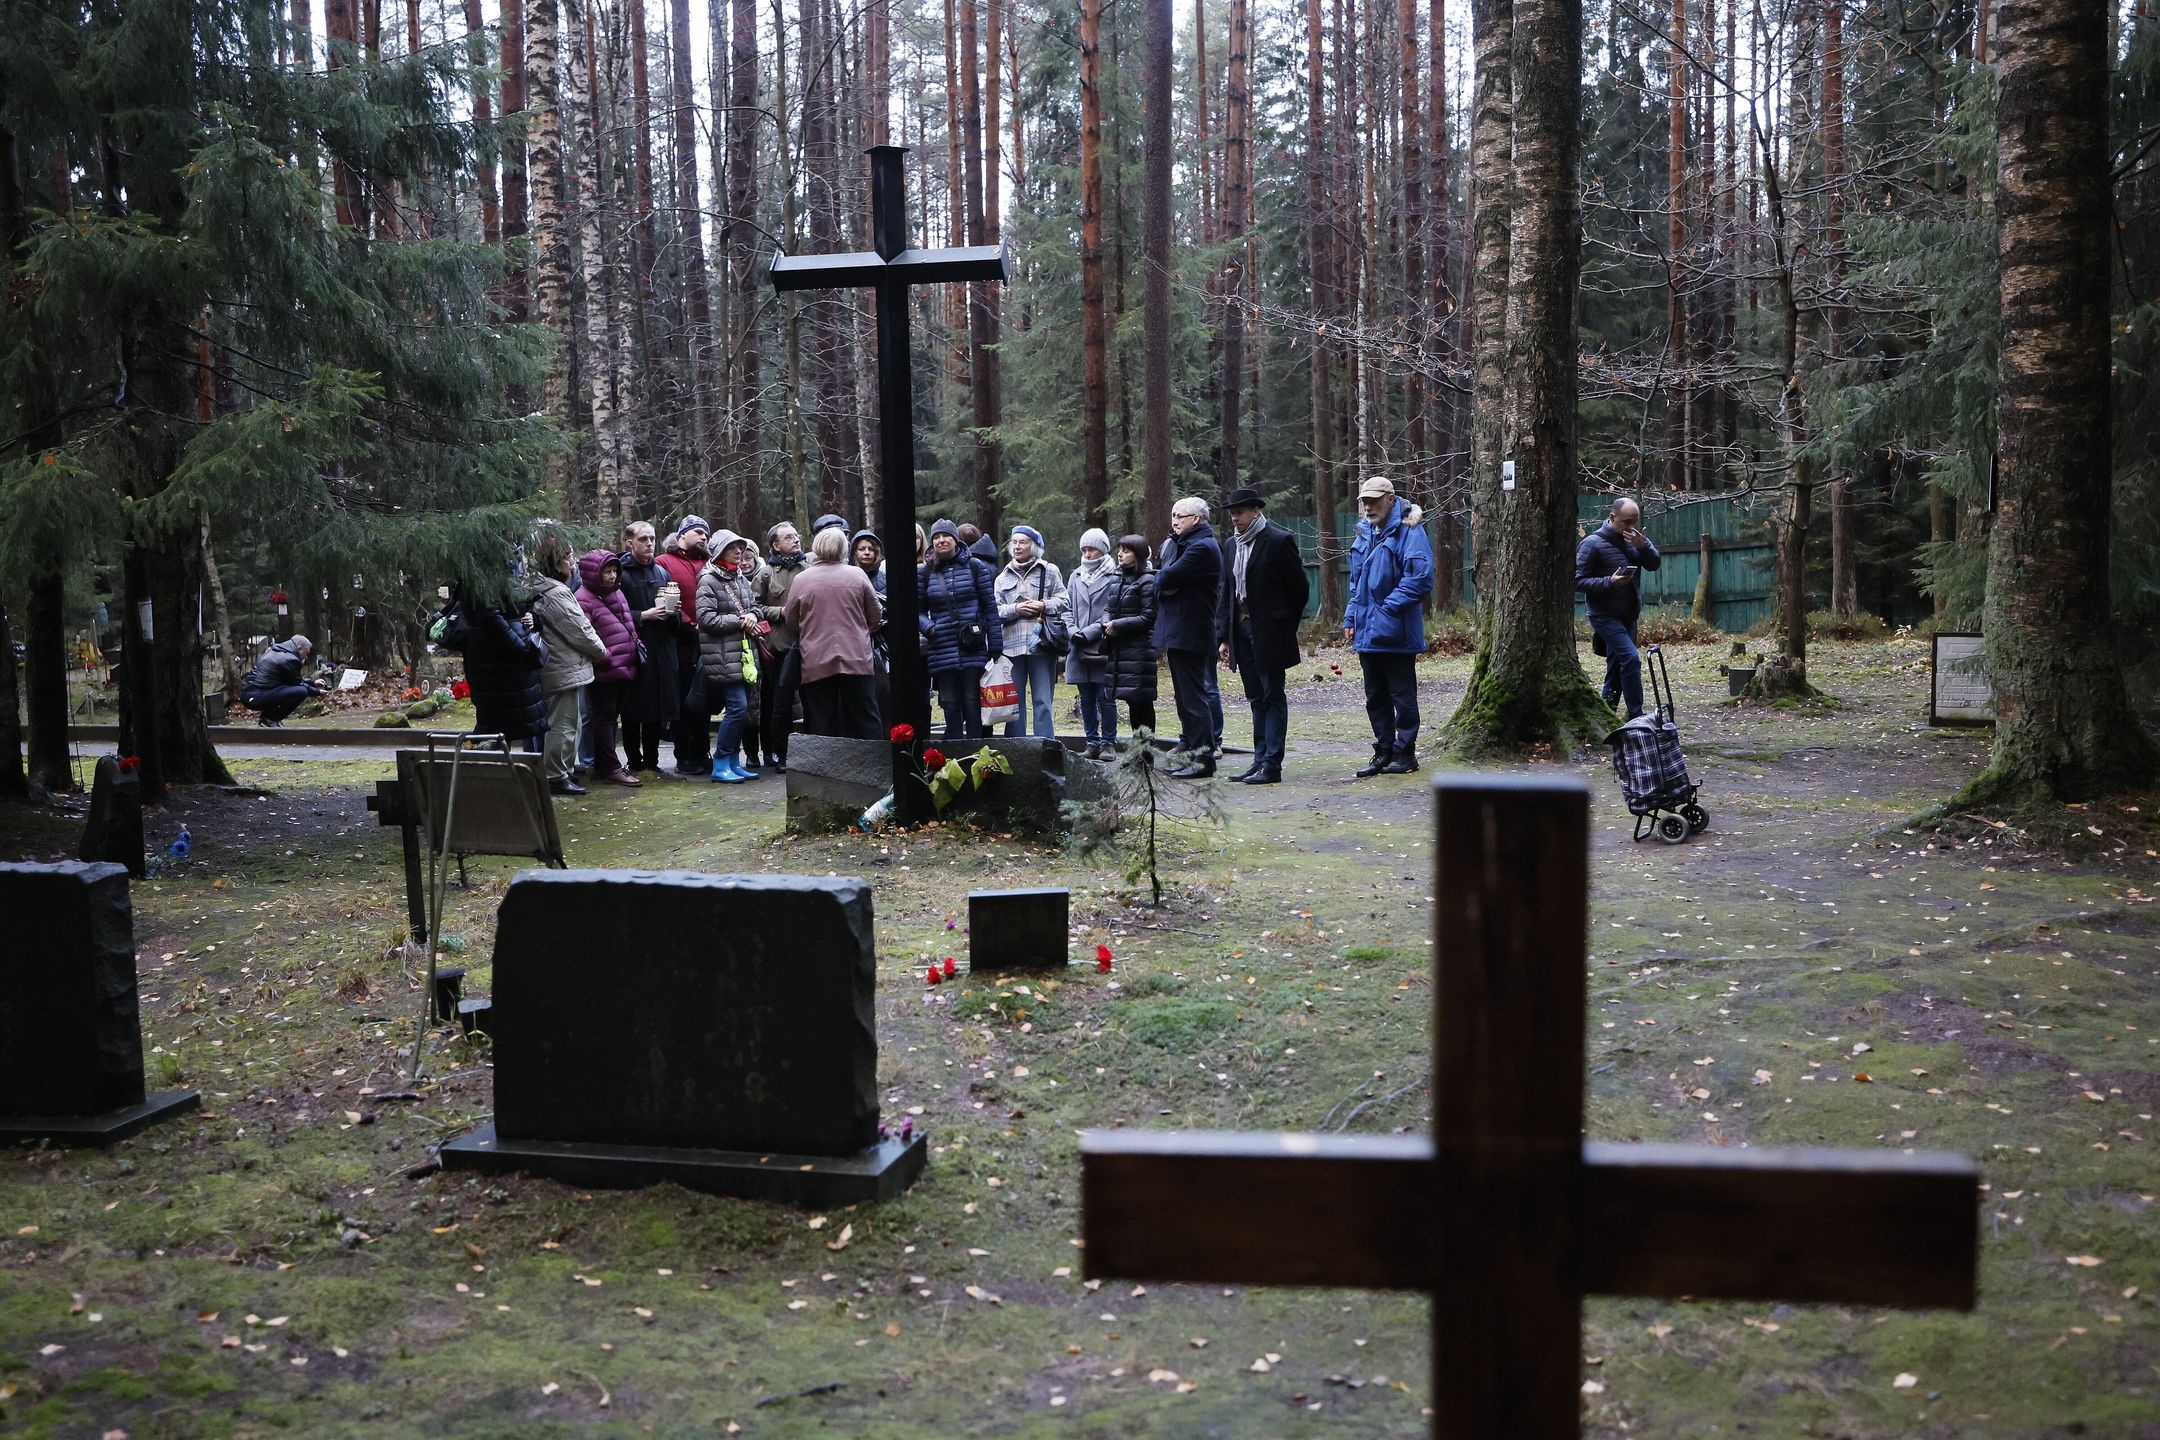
{"left": 695, "top": 530, "right": 781, "bottom": 782}
{"left": 527, "top": 529, "right": 607, "bottom": 795}
{"left": 992, "top": 525, "right": 1068, "bottom": 738}
{"left": 1062, "top": 527, "right": 1120, "bottom": 758}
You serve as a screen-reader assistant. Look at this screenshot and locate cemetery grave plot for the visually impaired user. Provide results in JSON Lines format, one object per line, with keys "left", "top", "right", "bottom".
{"left": 0, "top": 640, "right": 2152, "bottom": 1438}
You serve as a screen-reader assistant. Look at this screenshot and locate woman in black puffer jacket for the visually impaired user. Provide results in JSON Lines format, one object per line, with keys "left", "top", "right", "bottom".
{"left": 1102, "top": 535, "right": 1159, "bottom": 741}
{"left": 457, "top": 592, "right": 548, "bottom": 743}
{"left": 916, "top": 518, "right": 1004, "bottom": 739}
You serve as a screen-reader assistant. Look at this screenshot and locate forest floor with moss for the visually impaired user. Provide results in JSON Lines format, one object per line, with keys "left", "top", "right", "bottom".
{"left": 1, "top": 634, "right": 2156, "bottom": 1439}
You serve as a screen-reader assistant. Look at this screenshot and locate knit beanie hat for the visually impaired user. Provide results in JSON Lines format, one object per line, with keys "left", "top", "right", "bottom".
{"left": 929, "top": 518, "right": 962, "bottom": 542}
{"left": 1078, "top": 527, "right": 1112, "bottom": 556}
{"left": 674, "top": 515, "right": 710, "bottom": 542}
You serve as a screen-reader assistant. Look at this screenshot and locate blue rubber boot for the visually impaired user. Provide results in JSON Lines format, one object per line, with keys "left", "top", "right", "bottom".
{"left": 710, "top": 758, "right": 747, "bottom": 784}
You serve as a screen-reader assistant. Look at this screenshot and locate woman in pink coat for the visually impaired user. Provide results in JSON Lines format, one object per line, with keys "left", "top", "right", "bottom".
{"left": 576, "top": 549, "right": 644, "bottom": 787}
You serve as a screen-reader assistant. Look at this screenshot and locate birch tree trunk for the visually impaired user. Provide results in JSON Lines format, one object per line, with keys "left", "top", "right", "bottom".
{"left": 1956, "top": 0, "right": 2156, "bottom": 804}
{"left": 568, "top": 0, "right": 622, "bottom": 521}
{"left": 527, "top": 0, "right": 577, "bottom": 498}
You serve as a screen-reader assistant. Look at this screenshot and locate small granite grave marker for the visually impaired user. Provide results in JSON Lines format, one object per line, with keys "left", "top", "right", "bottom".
{"left": 77, "top": 755, "right": 145, "bottom": 879}
{"left": 0, "top": 861, "right": 200, "bottom": 1144}
{"left": 442, "top": 869, "right": 924, "bottom": 1204}
{"left": 968, "top": 887, "right": 1070, "bottom": 972}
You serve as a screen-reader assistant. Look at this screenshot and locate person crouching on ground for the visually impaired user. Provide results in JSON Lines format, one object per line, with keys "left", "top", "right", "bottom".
{"left": 575, "top": 549, "right": 644, "bottom": 787}
{"left": 1574, "top": 495, "right": 1662, "bottom": 720}
{"left": 696, "top": 530, "right": 776, "bottom": 783}
{"left": 785, "top": 525, "right": 885, "bottom": 739}
{"left": 240, "top": 634, "right": 324, "bottom": 727}
{"left": 1344, "top": 476, "right": 1434, "bottom": 778}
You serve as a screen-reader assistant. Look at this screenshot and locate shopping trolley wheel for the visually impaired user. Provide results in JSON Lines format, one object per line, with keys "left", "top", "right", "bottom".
{"left": 1681, "top": 802, "right": 1709, "bottom": 835}
{"left": 1656, "top": 813, "right": 1691, "bottom": 844}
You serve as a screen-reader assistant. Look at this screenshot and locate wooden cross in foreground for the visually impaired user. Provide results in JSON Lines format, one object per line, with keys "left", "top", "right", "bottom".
{"left": 1081, "top": 774, "right": 1978, "bottom": 1439}
{"left": 770, "top": 144, "right": 1007, "bottom": 823}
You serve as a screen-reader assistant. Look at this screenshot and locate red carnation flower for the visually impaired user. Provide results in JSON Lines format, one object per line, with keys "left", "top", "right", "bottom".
{"left": 269, "top": 589, "right": 288, "bottom": 605}
{"left": 1095, "top": 943, "right": 1114, "bottom": 974}
{"left": 925, "top": 967, "right": 943, "bottom": 987}
{"left": 921, "top": 747, "right": 947, "bottom": 770}
{"left": 889, "top": 723, "right": 916, "bottom": 745}
{"left": 117, "top": 755, "right": 140, "bottom": 773}
{"left": 450, "top": 679, "right": 471, "bottom": 700}
{"left": 942, "top": 958, "right": 958, "bottom": 978}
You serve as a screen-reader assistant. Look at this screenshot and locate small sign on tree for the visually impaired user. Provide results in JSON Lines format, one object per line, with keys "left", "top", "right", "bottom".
{"left": 1930, "top": 632, "right": 1994, "bottom": 726}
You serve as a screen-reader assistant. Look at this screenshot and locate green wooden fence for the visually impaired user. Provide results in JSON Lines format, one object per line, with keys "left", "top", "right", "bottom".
{"left": 1275, "top": 491, "right": 1778, "bottom": 634}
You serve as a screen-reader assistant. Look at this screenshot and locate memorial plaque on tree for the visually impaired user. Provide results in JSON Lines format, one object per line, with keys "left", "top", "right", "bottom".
{"left": 0, "top": 861, "right": 200, "bottom": 1144}
{"left": 442, "top": 869, "right": 925, "bottom": 1204}
{"left": 1930, "top": 632, "right": 1994, "bottom": 727}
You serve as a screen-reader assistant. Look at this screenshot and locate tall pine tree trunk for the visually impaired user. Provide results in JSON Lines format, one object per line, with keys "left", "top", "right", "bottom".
{"left": 1823, "top": 0, "right": 1858, "bottom": 616}
{"left": 959, "top": 0, "right": 1001, "bottom": 532}
{"left": 1139, "top": 0, "right": 1173, "bottom": 540}
{"left": 1429, "top": 0, "right": 1460, "bottom": 607}
{"left": 1955, "top": 0, "right": 2156, "bottom": 804}
{"left": 979, "top": 0, "right": 1004, "bottom": 525}
{"left": 727, "top": 0, "right": 763, "bottom": 537}
{"left": 1218, "top": 0, "right": 1248, "bottom": 494}
{"left": 1306, "top": 0, "right": 1340, "bottom": 620}
{"left": 669, "top": 0, "right": 724, "bottom": 511}
{"left": 1664, "top": 0, "right": 1688, "bottom": 492}
{"left": 1440, "top": 0, "right": 1607, "bottom": 755}
{"left": 1400, "top": 0, "right": 1424, "bottom": 490}
{"left": 1078, "top": 0, "right": 1110, "bottom": 525}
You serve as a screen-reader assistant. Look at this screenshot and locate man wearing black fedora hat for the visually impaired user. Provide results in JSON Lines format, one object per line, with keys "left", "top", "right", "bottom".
{"left": 1215, "top": 486, "right": 1311, "bottom": 784}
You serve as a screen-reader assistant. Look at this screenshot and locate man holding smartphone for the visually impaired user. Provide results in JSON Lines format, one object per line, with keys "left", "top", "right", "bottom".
{"left": 1574, "top": 496, "right": 1663, "bottom": 719}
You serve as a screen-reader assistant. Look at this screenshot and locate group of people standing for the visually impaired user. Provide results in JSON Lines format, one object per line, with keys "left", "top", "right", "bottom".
{"left": 436, "top": 477, "right": 1445, "bottom": 793}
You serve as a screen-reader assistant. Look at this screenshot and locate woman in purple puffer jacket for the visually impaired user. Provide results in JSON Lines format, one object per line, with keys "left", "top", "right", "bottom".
{"left": 576, "top": 549, "right": 644, "bottom": 788}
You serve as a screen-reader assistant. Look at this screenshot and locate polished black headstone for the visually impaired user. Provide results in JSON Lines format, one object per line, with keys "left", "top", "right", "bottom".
{"left": 443, "top": 869, "right": 924, "bottom": 1203}
{"left": 78, "top": 756, "right": 145, "bottom": 878}
{"left": 0, "top": 860, "right": 199, "bottom": 1144}
{"left": 968, "top": 887, "right": 1071, "bottom": 972}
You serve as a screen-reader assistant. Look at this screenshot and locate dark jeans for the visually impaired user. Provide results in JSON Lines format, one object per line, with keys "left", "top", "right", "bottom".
{"left": 586, "top": 678, "right": 627, "bottom": 777}
{"left": 1165, "top": 648, "right": 1216, "bottom": 756}
{"left": 800, "top": 673, "right": 881, "bottom": 740}
{"left": 621, "top": 718, "right": 663, "bottom": 770}
{"left": 1358, "top": 651, "right": 1420, "bottom": 756}
{"left": 1231, "top": 620, "right": 1288, "bottom": 772}
{"left": 711, "top": 680, "right": 752, "bottom": 766}
{"left": 759, "top": 647, "right": 799, "bottom": 763}
{"left": 934, "top": 666, "right": 986, "bottom": 739}
{"left": 242, "top": 684, "right": 312, "bottom": 724}
{"left": 1591, "top": 614, "right": 1644, "bottom": 718}
{"left": 673, "top": 655, "right": 710, "bottom": 772}
{"left": 1126, "top": 698, "right": 1156, "bottom": 736}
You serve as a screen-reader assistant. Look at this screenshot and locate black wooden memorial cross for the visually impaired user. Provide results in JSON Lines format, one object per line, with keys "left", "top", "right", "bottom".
{"left": 1082, "top": 774, "right": 1979, "bottom": 1439}
{"left": 771, "top": 144, "right": 1007, "bottom": 823}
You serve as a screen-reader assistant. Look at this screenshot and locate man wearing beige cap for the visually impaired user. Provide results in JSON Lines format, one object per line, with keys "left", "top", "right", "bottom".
{"left": 1343, "top": 476, "right": 1434, "bottom": 777}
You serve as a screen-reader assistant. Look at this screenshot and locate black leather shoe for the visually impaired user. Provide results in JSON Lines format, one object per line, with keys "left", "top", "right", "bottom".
{"left": 1166, "top": 763, "right": 1215, "bottom": 780}
{"left": 1354, "top": 754, "right": 1389, "bottom": 778}
{"left": 549, "top": 779, "right": 587, "bottom": 796}
{"left": 1381, "top": 752, "right": 1420, "bottom": 774}
{"left": 1230, "top": 762, "right": 1263, "bottom": 782}
{"left": 1241, "top": 769, "right": 1282, "bottom": 785}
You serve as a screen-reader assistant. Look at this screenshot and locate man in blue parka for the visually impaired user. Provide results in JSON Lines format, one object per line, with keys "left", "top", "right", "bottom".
{"left": 1344, "top": 477, "right": 1434, "bottom": 777}
{"left": 1573, "top": 496, "right": 1662, "bottom": 719}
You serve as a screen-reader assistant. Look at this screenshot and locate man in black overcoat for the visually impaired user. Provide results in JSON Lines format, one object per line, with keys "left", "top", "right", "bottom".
{"left": 1215, "top": 487, "right": 1311, "bottom": 784}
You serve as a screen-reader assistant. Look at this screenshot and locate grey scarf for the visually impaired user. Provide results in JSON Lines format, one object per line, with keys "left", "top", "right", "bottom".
{"left": 1232, "top": 519, "right": 1261, "bottom": 603}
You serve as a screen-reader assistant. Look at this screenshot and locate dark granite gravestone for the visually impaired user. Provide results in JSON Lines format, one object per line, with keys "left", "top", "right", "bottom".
{"left": 77, "top": 756, "right": 145, "bottom": 879}
{"left": 441, "top": 869, "right": 925, "bottom": 1204}
{"left": 968, "top": 887, "right": 1070, "bottom": 972}
{"left": 0, "top": 861, "right": 200, "bottom": 1144}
